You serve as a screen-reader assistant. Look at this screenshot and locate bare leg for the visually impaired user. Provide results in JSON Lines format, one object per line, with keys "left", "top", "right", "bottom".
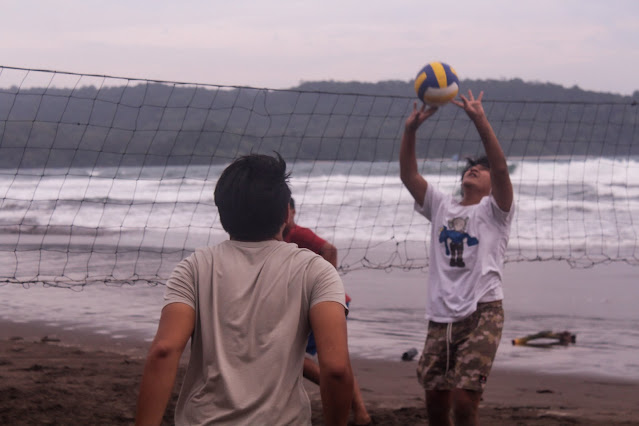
{"left": 426, "top": 390, "right": 452, "bottom": 426}
{"left": 351, "top": 376, "right": 371, "bottom": 425}
{"left": 304, "top": 358, "right": 371, "bottom": 425}
{"left": 452, "top": 389, "right": 481, "bottom": 426}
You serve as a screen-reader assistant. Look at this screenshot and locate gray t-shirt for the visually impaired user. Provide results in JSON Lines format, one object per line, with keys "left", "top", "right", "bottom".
{"left": 164, "top": 239, "right": 346, "bottom": 425}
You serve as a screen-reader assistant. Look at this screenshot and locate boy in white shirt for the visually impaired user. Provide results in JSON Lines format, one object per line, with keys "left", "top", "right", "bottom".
{"left": 399, "top": 90, "right": 515, "bottom": 426}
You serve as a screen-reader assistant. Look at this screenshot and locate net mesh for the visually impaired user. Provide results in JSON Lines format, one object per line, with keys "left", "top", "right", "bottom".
{"left": 1, "top": 66, "right": 638, "bottom": 287}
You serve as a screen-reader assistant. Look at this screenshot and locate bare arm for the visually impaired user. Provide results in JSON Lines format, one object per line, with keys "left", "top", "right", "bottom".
{"left": 302, "top": 357, "right": 321, "bottom": 385}
{"left": 310, "top": 301, "right": 354, "bottom": 426}
{"left": 318, "top": 241, "right": 338, "bottom": 268}
{"left": 136, "top": 303, "right": 195, "bottom": 426}
{"left": 400, "top": 102, "right": 439, "bottom": 206}
{"left": 452, "top": 91, "right": 513, "bottom": 212}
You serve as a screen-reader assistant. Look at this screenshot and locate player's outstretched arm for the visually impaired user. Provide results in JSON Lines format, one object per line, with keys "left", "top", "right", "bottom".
{"left": 136, "top": 303, "right": 195, "bottom": 426}
{"left": 310, "top": 301, "right": 354, "bottom": 426}
{"left": 452, "top": 90, "right": 513, "bottom": 211}
{"left": 400, "top": 102, "right": 438, "bottom": 206}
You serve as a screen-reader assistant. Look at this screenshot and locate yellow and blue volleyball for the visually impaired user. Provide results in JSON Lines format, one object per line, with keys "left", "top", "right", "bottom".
{"left": 414, "top": 62, "right": 459, "bottom": 106}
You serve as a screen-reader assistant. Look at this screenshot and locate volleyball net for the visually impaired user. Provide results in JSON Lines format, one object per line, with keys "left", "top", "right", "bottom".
{"left": 1, "top": 66, "right": 637, "bottom": 287}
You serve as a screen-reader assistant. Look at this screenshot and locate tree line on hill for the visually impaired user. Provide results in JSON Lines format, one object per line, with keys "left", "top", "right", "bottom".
{"left": 293, "top": 78, "right": 639, "bottom": 102}
{"left": 0, "top": 78, "right": 637, "bottom": 169}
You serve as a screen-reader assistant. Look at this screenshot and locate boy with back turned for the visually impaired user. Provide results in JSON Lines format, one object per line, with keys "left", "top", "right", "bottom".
{"left": 136, "top": 153, "right": 353, "bottom": 425}
{"left": 400, "top": 90, "right": 514, "bottom": 426}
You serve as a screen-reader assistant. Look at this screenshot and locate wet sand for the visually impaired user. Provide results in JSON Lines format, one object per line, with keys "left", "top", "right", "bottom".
{"left": 1, "top": 319, "right": 638, "bottom": 425}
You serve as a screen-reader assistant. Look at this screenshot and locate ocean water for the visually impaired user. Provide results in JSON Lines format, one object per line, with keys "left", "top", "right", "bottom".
{"left": 0, "top": 261, "right": 637, "bottom": 381}
{"left": 2, "top": 158, "right": 638, "bottom": 286}
{"left": 343, "top": 262, "right": 639, "bottom": 380}
{"left": 1, "top": 159, "right": 639, "bottom": 380}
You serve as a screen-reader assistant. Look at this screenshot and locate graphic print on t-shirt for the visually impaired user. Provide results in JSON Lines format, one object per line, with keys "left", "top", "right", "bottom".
{"left": 438, "top": 216, "right": 479, "bottom": 268}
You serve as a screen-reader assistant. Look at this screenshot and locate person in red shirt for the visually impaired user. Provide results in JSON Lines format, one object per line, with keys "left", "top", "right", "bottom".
{"left": 284, "top": 198, "right": 370, "bottom": 426}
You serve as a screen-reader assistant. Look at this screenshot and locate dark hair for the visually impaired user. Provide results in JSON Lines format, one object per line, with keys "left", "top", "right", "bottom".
{"left": 460, "top": 155, "right": 490, "bottom": 182}
{"left": 214, "top": 153, "right": 291, "bottom": 241}
{"left": 289, "top": 197, "right": 295, "bottom": 210}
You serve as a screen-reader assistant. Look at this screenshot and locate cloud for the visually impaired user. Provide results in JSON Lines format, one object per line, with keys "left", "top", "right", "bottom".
{"left": 1, "top": 0, "right": 637, "bottom": 94}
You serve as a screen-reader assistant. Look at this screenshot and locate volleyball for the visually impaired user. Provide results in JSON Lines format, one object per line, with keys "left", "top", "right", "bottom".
{"left": 414, "top": 62, "right": 459, "bottom": 106}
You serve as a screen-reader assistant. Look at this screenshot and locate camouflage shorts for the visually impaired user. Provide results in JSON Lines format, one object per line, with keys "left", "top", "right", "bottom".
{"left": 416, "top": 300, "right": 504, "bottom": 392}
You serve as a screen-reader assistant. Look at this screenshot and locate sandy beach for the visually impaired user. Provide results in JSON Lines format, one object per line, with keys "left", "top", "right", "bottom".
{"left": 1, "top": 319, "right": 638, "bottom": 425}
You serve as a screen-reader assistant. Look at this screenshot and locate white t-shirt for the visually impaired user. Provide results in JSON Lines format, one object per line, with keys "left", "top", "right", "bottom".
{"left": 164, "top": 239, "right": 346, "bottom": 426}
{"left": 415, "top": 185, "right": 514, "bottom": 323}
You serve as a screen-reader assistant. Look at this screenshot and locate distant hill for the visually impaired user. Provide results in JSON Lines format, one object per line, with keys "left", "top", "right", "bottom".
{"left": 1, "top": 78, "right": 637, "bottom": 169}
{"left": 292, "top": 78, "right": 638, "bottom": 102}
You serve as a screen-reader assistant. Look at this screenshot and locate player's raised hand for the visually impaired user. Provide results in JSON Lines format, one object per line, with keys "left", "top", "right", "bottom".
{"left": 451, "top": 90, "right": 486, "bottom": 121}
{"left": 405, "top": 102, "right": 438, "bottom": 132}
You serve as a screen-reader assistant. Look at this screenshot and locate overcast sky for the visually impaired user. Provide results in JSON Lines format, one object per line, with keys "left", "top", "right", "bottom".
{"left": 2, "top": 0, "right": 638, "bottom": 95}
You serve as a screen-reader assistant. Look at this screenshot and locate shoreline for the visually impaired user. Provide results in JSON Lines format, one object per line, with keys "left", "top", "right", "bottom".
{"left": 1, "top": 318, "right": 638, "bottom": 424}
{"left": 1, "top": 315, "right": 634, "bottom": 382}
{"left": 2, "top": 260, "right": 638, "bottom": 381}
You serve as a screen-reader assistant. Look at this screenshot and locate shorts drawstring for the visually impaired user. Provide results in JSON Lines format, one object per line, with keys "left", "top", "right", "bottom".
{"left": 445, "top": 322, "right": 452, "bottom": 374}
